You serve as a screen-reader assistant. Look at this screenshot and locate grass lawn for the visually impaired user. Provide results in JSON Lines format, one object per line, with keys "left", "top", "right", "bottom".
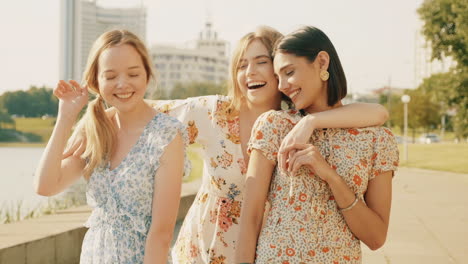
{"left": 14, "top": 117, "right": 56, "bottom": 142}
{"left": 398, "top": 143, "right": 468, "bottom": 174}
{"left": 0, "top": 142, "right": 46, "bottom": 147}
{"left": 185, "top": 144, "right": 203, "bottom": 183}
{"left": 5, "top": 118, "right": 467, "bottom": 175}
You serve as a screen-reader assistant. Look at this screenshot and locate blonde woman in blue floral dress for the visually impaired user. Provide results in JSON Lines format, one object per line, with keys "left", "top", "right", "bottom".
{"left": 148, "top": 26, "right": 391, "bottom": 264}
{"left": 34, "top": 30, "right": 189, "bottom": 263}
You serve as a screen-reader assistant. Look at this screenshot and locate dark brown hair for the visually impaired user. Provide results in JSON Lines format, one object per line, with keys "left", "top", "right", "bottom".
{"left": 273, "top": 26, "right": 347, "bottom": 106}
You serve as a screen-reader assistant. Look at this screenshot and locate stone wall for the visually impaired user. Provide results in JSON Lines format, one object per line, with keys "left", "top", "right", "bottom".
{"left": 0, "top": 182, "right": 199, "bottom": 264}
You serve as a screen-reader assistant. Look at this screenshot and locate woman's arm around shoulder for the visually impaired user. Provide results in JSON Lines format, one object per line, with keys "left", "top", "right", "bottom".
{"left": 146, "top": 95, "right": 222, "bottom": 146}
{"left": 278, "top": 103, "right": 389, "bottom": 171}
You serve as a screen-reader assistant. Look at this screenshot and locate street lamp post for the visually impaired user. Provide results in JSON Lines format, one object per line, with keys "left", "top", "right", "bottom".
{"left": 401, "top": 95, "right": 411, "bottom": 162}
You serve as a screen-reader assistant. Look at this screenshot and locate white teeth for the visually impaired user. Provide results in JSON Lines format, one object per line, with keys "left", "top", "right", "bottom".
{"left": 247, "top": 81, "right": 266, "bottom": 88}
{"left": 289, "top": 90, "right": 300, "bottom": 99}
{"left": 115, "top": 92, "right": 133, "bottom": 99}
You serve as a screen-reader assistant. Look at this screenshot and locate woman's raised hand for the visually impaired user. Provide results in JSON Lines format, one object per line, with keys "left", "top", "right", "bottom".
{"left": 54, "top": 80, "right": 89, "bottom": 120}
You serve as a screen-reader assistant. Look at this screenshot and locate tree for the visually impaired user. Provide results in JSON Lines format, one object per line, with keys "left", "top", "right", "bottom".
{"left": 1, "top": 90, "right": 30, "bottom": 116}
{"left": 418, "top": 0, "right": 468, "bottom": 66}
{"left": 418, "top": 0, "right": 468, "bottom": 139}
{"left": 27, "top": 86, "right": 59, "bottom": 117}
{"left": 0, "top": 108, "right": 14, "bottom": 129}
{"left": 379, "top": 93, "right": 403, "bottom": 129}
{"left": 406, "top": 89, "right": 441, "bottom": 132}
{"left": 382, "top": 90, "right": 440, "bottom": 133}
{"left": 0, "top": 86, "right": 58, "bottom": 117}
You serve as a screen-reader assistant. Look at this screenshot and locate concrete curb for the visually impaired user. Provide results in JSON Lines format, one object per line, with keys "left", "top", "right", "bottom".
{"left": 0, "top": 181, "right": 200, "bottom": 264}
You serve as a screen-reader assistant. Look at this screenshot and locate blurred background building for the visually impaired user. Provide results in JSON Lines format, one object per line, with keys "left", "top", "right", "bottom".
{"left": 151, "top": 21, "right": 230, "bottom": 93}
{"left": 60, "top": 0, "right": 146, "bottom": 82}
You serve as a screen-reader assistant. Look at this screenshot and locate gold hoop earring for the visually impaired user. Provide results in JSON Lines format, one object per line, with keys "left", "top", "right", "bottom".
{"left": 320, "top": 70, "right": 329, "bottom": 81}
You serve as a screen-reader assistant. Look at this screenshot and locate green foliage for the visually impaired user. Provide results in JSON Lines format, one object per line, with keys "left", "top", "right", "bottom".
{"left": 0, "top": 86, "right": 58, "bottom": 117}
{"left": 418, "top": 0, "right": 468, "bottom": 139}
{"left": 0, "top": 129, "right": 42, "bottom": 142}
{"left": 0, "top": 108, "right": 14, "bottom": 128}
{"left": 0, "top": 117, "right": 54, "bottom": 142}
{"left": 157, "top": 81, "right": 227, "bottom": 99}
{"left": 0, "top": 129, "right": 18, "bottom": 141}
{"left": 418, "top": 0, "right": 468, "bottom": 67}
{"left": 407, "top": 89, "right": 441, "bottom": 131}
{"left": 419, "top": 71, "right": 467, "bottom": 137}
{"left": 184, "top": 144, "right": 203, "bottom": 183}
{"left": 14, "top": 117, "right": 56, "bottom": 142}
{"left": 383, "top": 89, "right": 441, "bottom": 132}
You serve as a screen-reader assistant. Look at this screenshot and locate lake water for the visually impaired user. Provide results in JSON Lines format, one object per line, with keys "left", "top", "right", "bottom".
{"left": 0, "top": 146, "right": 198, "bottom": 223}
{"left": 1, "top": 147, "right": 45, "bottom": 204}
{"left": 0, "top": 147, "right": 85, "bottom": 220}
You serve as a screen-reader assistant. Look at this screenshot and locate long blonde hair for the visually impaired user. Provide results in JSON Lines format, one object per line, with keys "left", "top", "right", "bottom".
{"left": 75, "top": 29, "right": 154, "bottom": 179}
{"left": 228, "top": 26, "right": 283, "bottom": 111}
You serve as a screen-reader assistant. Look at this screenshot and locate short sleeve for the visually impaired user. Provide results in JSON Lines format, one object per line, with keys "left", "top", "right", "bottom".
{"left": 175, "top": 121, "right": 192, "bottom": 179}
{"left": 247, "top": 110, "right": 295, "bottom": 163}
{"left": 370, "top": 127, "right": 399, "bottom": 180}
{"left": 151, "top": 115, "right": 191, "bottom": 179}
{"left": 149, "top": 95, "right": 219, "bottom": 147}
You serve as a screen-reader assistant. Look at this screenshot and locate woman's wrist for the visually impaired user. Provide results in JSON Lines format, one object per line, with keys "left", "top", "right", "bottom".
{"left": 324, "top": 169, "right": 343, "bottom": 186}
{"left": 305, "top": 114, "right": 317, "bottom": 130}
{"left": 56, "top": 114, "right": 78, "bottom": 128}
{"left": 57, "top": 109, "right": 80, "bottom": 124}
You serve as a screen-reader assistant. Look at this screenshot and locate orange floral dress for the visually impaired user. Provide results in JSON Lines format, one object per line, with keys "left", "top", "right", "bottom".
{"left": 151, "top": 95, "right": 247, "bottom": 264}
{"left": 248, "top": 109, "right": 399, "bottom": 264}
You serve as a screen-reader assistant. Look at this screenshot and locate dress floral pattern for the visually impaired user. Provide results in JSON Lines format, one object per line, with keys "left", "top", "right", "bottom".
{"left": 152, "top": 95, "right": 246, "bottom": 264}
{"left": 80, "top": 113, "right": 189, "bottom": 264}
{"left": 248, "top": 109, "right": 399, "bottom": 264}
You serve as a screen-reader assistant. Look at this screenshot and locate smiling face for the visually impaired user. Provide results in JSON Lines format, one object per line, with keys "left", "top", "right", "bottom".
{"left": 236, "top": 39, "right": 282, "bottom": 109}
{"left": 97, "top": 44, "right": 148, "bottom": 113}
{"left": 274, "top": 51, "right": 329, "bottom": 113}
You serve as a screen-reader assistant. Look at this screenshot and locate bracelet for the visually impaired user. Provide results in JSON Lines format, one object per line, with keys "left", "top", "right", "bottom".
{"left": 339, "top": 195, "right": 359, "bottom": 212}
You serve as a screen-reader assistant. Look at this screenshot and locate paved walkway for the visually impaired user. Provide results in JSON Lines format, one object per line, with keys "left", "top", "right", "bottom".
{"left": 361, "top": 167, "right": 468, "bottom": 263}
{"left": 173, "top": 167, "right": 468, "bottom": 263}
{"left": 3, "top": 167, "right": 463, "bottom": 263}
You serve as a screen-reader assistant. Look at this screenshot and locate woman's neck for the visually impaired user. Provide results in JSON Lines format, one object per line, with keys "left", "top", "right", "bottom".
{"left": 114, "top": 101, "right": 156, "bottom": 132}
{"left": 242, "top": 97, "right": 281, "bottom": 120}
{"left": 304, "top": 87, "right": 343, "bottom": 114}
{"left": 240, "top": 103, "right": 273, "bottom": 125}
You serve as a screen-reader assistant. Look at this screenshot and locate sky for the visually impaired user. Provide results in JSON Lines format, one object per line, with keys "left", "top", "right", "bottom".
{"left": 0, "top": 0, "right": 425, "bottom": 95}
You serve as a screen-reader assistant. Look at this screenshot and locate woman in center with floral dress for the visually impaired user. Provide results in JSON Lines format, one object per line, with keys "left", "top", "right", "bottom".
{"left": 236, "top": 26, "right": 399, "bottom": 264}
{"left": 150, "top": 26, "right": 390, "bottom": 263}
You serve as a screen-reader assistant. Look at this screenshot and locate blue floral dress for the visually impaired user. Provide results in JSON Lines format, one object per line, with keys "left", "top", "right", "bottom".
{"left": 80, "top": 113, "right": 189, "bottom": 264}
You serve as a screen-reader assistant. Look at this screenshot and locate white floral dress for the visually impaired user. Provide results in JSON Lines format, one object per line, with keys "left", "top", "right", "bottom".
{"left": 152, "top": 95, "right": 246, "bottom": 264}
{"left": 80, "top": 113, "right": 189, "bottom": 264}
